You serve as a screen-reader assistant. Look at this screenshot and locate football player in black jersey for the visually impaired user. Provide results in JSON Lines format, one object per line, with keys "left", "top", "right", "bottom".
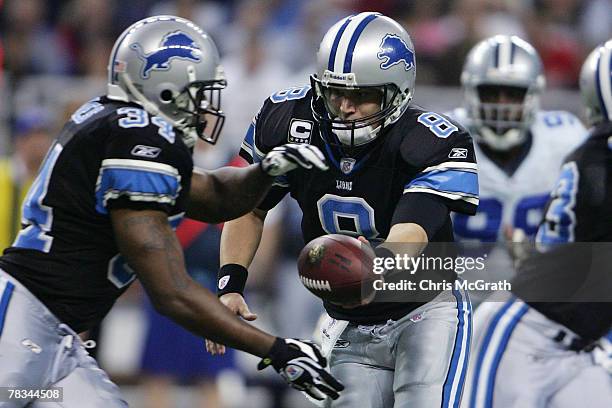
{"left": 463, "top": 40, "right": 612, "bottom": 408}
{"left": 0, "top": 16, "right": 345, "bottom": 407}
{"left": 208, "top": 13, "right": 479, "bottom": 408}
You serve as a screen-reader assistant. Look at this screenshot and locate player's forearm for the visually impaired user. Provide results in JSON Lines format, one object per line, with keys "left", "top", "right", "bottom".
{"left": 379, "top": 223, "right": 428, "bottom": 252}
{"left": 187, "top": 165, "right": 274, "bottom": 223}
{"left": 111, "top": 209, "right": 275, "bottom": 356}
{"left": 375, "top": 222, "right": 429, "bottom": 270}
{"left": 158, "top": 280, "right": 275, "bottom": 356}
{"left": 220, "top": 210, "right": 266, "bottom": 267}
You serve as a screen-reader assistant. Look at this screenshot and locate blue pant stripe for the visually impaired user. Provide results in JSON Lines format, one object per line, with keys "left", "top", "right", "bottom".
{"left": 456, "top": 290, "right": 473, "bottom": 406}
{"left": 469, "top": 298, "right": 516, "bottom": 408}
{"left": 484, "top": 303, "right": 529, "bottom": 407}
{"left": 0, "top": 281, "right": 15, "bottom": 338}
{"left": 441, "top": 287, "right": 472, "bottom": 408}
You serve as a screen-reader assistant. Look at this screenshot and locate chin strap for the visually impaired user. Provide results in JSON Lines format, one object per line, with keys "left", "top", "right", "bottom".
{"left": 479, "top": 126, "right": 526, "bottom": 151}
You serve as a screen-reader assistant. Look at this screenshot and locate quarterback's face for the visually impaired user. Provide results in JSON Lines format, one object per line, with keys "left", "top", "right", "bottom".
{"left": 325, "top": 87, "right": 384, "bottom": 122}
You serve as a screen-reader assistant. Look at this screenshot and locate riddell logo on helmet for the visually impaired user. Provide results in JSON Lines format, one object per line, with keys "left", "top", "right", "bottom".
{"left": 377, "top": 34, "right": 415, "bottom": 71}
{"left": 328, "top": 73, "right": 352, "bottom": 81}
{"left": 130, "top": 31, "right": 201, "bottom": 79}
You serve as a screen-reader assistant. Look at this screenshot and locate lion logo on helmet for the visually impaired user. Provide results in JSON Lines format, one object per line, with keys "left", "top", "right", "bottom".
{"left": 377, "top": 34, "right": 415, "bottom": 71}
{"left": 131, "top": 31, "right": 201, "bottom": 79}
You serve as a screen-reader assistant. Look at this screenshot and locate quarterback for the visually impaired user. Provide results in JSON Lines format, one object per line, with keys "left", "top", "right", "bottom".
{"left": 208, "top": 13, "right": 478, "bottom": 407}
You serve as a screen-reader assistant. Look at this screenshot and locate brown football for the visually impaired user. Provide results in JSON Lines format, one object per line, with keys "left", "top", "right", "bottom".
{"left": 297, "top": 234, "right": 377, "bottom": 306}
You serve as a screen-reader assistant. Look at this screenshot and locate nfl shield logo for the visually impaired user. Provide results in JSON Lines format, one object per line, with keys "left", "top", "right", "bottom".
{"left": 340, "top": 158, "right": 356, "bottom": 174}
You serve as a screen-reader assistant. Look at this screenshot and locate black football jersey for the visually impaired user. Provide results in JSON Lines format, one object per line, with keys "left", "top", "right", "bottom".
{"left": 240, "top": 86, "right": 478, "bottom": 323}
{"left": 519, "top": 122, "right": 612, "bottom": 341}
{"left": 0, "top": 97, "right": 193, "bottom": 332}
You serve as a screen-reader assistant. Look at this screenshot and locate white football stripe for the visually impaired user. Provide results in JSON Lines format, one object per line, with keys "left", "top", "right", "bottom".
{"left": 499, "top": 37, "right": 512, "bottom": 68}
{"left": 101, "top": 158, "right": 178, "bottom": 177}
{"left": 333, "top": 13, "right": 377, "bottom": 73}
{"left": 422, "top": 161, "right": 478, "bottom": 173}
{"left": 403, "top": 187, "right": 479, "bottom": 205}
{"left": 447, "top": 291, "right": 472, "bottom": 408}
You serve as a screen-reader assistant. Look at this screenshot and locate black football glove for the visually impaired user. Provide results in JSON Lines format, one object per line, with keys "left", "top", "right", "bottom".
{"left": 260, "top": 144, "right": 328, "bottom": 177}
{"left": 258, "top": 337, "right": 344, "bottom": 400}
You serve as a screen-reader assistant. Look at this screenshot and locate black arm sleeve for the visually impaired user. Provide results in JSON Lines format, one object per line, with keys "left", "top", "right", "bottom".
{"left": 391, "top": 193, "right": 450, "bottom": 239}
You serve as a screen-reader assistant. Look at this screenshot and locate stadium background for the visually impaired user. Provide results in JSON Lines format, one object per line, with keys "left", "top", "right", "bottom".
{"left": 0, "top": 0, "right": 610, "bottom": 407}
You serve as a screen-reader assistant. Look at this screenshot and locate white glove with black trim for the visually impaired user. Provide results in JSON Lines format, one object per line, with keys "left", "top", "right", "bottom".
{"left": 261, "top": 144, "right": 328, "bottom": 177}
{"left": 258, "top": 338, "right": 344, "bottom": 401}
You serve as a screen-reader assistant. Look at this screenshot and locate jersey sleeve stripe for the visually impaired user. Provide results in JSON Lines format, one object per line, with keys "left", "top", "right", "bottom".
{"left": 243, "top": 122, "right": 255, "bottom": 150}
{"left": 239, "top": 145, "right": 254, "bottom": 164}
{"left": 95, "top": 164, "right": 181, "bottom": 214}
{"left": 272, "top": 175, "right": 290, "bottom": 188}
{"left": 405, "top": 169, "right": 479, "bottom": 197}
{"left": 403, "top": 188, "right": 479, "bottom": 206}
{"left": 421, "top": 162, "right": 478, "bottom": 173}
{"left": 100, "top": 159, "right": 179, "bottom": 177}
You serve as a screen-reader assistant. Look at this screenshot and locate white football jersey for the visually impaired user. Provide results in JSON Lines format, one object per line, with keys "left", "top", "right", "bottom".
{"left": 448, "top": 108, "right": 587, "bottom": 242}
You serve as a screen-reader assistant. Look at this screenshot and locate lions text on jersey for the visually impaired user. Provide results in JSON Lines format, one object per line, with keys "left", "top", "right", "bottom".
{"left": 0, "top": 97, "right": 192, "bottom": 333}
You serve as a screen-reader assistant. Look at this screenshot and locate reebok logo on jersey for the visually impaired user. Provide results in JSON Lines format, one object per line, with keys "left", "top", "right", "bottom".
{"left": 333, "top": 339, "right": 350, "bottom": 349}
{"left": 131, "top": 145, "right": 161, "bottom": 158}
{"left": 449, "top": 148, "right": 468, "bottom": 159}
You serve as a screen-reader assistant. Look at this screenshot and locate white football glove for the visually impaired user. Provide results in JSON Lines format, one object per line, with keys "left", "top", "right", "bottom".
{"left": 258, "top": 338, "right": 344, "bottom": 401}
{"left": 261, "top": 144, "right": 328, "bottom": 177}
{"left": 592, "top": 336, "right": 612, "bottom": 374}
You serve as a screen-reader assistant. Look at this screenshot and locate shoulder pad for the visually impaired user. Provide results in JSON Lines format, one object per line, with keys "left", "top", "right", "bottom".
{"left": 399, "top": 107, "right": 475, "bottom": 169}
{"left": 241, "top": 86, "right": 314, "bottom": 163}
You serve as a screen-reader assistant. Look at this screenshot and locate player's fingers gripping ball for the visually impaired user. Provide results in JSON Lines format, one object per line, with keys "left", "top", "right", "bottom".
{"left": 298, "top": 234, "right": 378, "bottom": 307}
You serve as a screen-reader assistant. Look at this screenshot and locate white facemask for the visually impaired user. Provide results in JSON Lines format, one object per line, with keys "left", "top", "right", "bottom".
{"left": 332, "top": 123, "right": 381, "bottom": 147}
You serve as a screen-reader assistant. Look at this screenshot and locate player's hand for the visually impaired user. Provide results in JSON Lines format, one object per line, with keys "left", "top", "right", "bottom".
{"left": 592, "top": 337, "right": 612, "bottom": 374}
{"left": 261, "top": 144, "right": 328, "bottom": 177}
{"left": 504, "top": 226, "right": 532, "bottom": 269}
{"left": 205, "top": 293, "right": 257, "bottom": 355}
{"left": 258, "top": 338, "right": 344, "bottom": 401}
{"left": 357, "top": 236, "right": 370, "bottom": 245}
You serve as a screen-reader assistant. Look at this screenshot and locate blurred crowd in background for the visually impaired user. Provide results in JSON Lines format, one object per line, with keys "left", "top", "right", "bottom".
{"left": 1, "top": 0, "right": 611, "bottom": 407}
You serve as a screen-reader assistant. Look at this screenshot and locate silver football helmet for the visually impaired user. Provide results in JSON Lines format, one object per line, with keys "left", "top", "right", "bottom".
{"left": 311, "top": 12, "right": 416, "bottom": 148}
{"left": 461, "top": 35, "right": 545, "bottom": 151}
{"left": 579, "top": 39, "right": 612, "bottom": 127}
{"left": 107, "top": 15, "right": 226, "bottom": 147}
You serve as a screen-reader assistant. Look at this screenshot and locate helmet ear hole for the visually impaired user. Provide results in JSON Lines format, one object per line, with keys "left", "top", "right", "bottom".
{"left": 160, "top": 89, "right": 174, "bottom": 103}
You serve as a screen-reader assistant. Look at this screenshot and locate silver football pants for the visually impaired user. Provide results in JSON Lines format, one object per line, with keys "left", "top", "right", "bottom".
{"left": 463, "top": 294, "right": 612, "bottom": 408}
{"left": 0, "top": 269, "right": 127, "bottom": 408}
{"left": 325, "top": 288, "right": 472, "bottom": 408}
